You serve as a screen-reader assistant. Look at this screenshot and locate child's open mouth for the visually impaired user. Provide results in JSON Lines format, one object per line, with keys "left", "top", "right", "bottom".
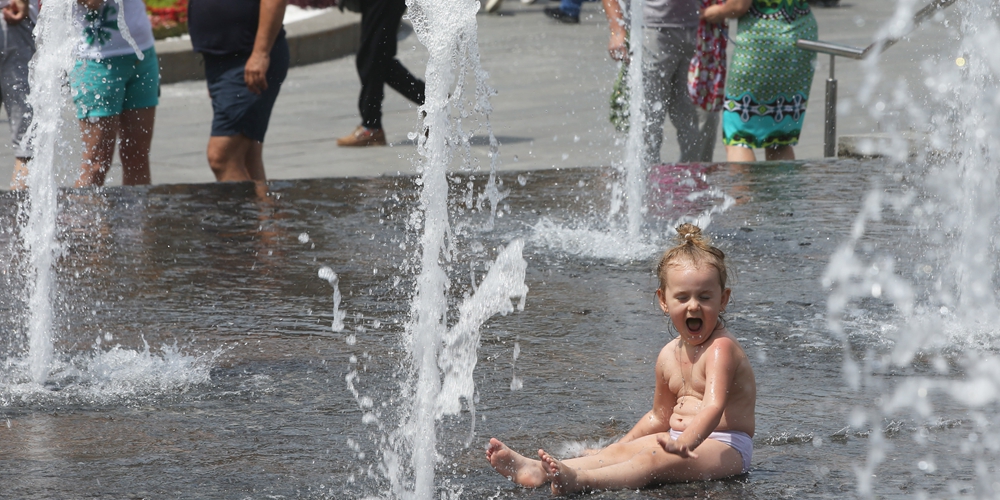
{"left": 686, "top": 318, "right": 703, "bottom": 333}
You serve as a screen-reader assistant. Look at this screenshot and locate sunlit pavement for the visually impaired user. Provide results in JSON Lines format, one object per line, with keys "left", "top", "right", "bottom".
{"left": 0, "top": 0, "right": 963, "bottom": 187}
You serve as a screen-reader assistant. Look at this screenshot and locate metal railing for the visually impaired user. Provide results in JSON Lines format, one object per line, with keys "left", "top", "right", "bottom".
{"left": 796, "top": 0, "right": 958, "bottom": 157}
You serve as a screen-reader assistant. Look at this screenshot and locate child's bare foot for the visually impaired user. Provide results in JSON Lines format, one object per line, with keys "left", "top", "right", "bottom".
{"left": 539, "top": 449, "right": 583, "bottom": 496}
{"left": 485, "top": 438, "right": 548, "bottom": 488}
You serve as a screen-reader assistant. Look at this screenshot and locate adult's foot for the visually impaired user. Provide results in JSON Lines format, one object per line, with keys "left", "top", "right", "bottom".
{"left": 539, "top": 449, "right": 584, "bottom": 496}
{"left": 485, "top": 438, "right": 548, "bottom": 488}
{"left": 485, "top": 0, "right": 503, "bottom": 13}
{"left": 336, "top": 126, "right": 387, "bottom": 147}
{"left": 543, "top": 6, "right": 579, "bottom": 23}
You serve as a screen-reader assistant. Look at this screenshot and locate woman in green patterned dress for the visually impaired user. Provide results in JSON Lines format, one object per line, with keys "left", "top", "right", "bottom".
{"left": 702, "top": 0, "right": 817, "bottom": 161}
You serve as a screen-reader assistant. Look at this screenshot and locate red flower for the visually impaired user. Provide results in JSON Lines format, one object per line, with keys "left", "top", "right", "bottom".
{"left": 146, "top": 0, "right": 187, "bottom": 25}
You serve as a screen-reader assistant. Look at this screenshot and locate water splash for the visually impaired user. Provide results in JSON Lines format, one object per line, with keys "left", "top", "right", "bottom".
{"left": 318, "top": 266, "right": 346, "bottom": 332}
{"left": 19, "top": 0, "right": 79, "bottom": 384}
{"left": 824, "top": 0, "right": 1000, "bottom": 496}
{"left": 0, "top": 342, "right": 220, "bottom": 405}
{"left": 15, "top": 0, "right": 204, "bottom": 390}
{"left": 386, "top": 0, "right": 528, "bottom": 497}
{"left": 619, "top": 0, "right": 646, "bottom": 239}
{"left": 530, "top": 163, "right": 734, "bottom": 261}
{"left": 535, "top": 0, "right": 734, "bottom": 262}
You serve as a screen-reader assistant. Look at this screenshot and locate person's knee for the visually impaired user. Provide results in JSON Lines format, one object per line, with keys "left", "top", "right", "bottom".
{"left": 206, "top": 141, "right": 231, "bottom": 171}
{"left": 207, "top": 135, "right": 254, "bottom": 180}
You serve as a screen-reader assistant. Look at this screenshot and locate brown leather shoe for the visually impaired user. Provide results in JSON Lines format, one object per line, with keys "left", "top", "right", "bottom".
{"left": 336, "top": 126, "right": 387, "bottom": 147}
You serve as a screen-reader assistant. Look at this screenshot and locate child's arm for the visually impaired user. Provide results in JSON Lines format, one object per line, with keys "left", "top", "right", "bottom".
{"left": 656, "top": 338, "right": 738, "bottom": 457}
{"left": 617, "top": 346, "right": 676, "bottom": 444}
{"left": 701, "top": 0, "right": 751, "bottom": 24}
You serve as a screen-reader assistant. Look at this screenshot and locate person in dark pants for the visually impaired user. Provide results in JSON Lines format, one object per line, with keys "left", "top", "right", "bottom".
{"left": 336, "top": 0, "right": 425, "bottom": 147}
{"left": 188, "top": 0, "right": 289, "bottom": 183}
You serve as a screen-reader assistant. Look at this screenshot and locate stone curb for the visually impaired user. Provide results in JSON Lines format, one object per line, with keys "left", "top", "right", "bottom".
{"left": 154, "top": 9, "right": 361, "bottom": 84}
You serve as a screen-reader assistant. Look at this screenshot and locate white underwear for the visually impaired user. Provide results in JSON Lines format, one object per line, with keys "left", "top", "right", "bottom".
{"left": 669, "top": 428, "right": 753, "bottom": 474}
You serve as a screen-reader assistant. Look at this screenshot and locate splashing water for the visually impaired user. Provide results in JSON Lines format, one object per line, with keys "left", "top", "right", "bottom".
{"left": 318, "top": 266, "right": 346, "bottom": 332}
{"left": 823, "top": 0, "right": 1000, "bottom": 496}
{"left": 618, "top": 0, "right": 646, "bottom": 240}
{"left": 532, "top": 0, "right": 734, "bottom": 262}
{"left": 564, "top": 0, "right": 656, "bottom": 258}
{"left": 19, "top": 0, "right": 79, "bottom": 384}
{"left": 0, "top": 342, "right": 222, "bottom": 406}
{"left": 14, "top": 0, "right": 212, "bottom": 394}
{"left": 380, "top": 0, "right": 529, "bottom": 497}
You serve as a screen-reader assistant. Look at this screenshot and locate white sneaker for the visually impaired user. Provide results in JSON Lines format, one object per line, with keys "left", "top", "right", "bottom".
{"left": 485, "top": 0, "right": 503, "bottom": 12}
{"left": 521, "top": 0, "right": 535, "bottom": 4}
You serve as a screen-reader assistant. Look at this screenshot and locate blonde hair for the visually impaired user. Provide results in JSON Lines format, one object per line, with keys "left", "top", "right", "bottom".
{"left": 656, "top": 223, "right": 728, "bottom": 291}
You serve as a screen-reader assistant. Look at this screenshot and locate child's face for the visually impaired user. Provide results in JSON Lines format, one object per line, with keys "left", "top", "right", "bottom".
{"left": 656, "top": 261, "right": 731, "bottom": 346}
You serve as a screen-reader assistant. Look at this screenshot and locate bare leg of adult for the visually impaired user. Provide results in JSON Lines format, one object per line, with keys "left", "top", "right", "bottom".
{"left": 244, "top": 140, "right": 266, "bottom": 182}
{"left": 726, "top": 145, "right": 756, "bottom": 162}
{"left": 764, "top": 145, "right": 795, "bottom": 161}
{"left": 207, "top": 133, "right": 255, "bottom": 182}
{"left": 77, "top": 115, "right": 120, "bottom": 188}
{"left": 10, "top": 157, "right": 29, "bottom": 190}
{"left": 118, "top": 107, "right": 155, "bottom": 186}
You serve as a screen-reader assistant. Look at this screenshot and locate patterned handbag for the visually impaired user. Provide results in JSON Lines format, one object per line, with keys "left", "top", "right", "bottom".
{"left": 687, "top": 0, "right": 728, "bottom": 112}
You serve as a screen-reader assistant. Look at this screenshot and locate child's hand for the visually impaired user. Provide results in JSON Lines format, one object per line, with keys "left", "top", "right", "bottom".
{"left": 656, "top": 434, "right": 699, "bottom": 459}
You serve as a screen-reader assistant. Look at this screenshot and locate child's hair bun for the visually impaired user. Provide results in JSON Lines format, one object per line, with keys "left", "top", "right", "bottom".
{"left": 658, "top": 223, "right": 728, "bottom": 290}
{"left": 676, "top": 223, "right": 707, "bottom": 245}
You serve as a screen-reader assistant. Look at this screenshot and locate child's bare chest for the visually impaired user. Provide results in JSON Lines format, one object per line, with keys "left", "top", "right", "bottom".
{"left": 666, "top": 351, "right": 707, "bottom": 402}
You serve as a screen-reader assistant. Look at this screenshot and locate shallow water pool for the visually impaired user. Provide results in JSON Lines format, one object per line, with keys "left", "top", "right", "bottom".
{"left": 0, "top": 160, "right": 983, "bottom": 498}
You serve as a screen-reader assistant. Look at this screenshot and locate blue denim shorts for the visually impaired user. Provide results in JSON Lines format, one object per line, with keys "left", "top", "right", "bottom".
{"left": 204, "top": 36, "right": 289, "bottom": 142}
{"left": 71, "top": 47, "right": 159, "bottom": 119}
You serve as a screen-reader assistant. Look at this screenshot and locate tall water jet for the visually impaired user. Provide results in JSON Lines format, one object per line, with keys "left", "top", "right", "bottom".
{"left": 387, "top": 0, "right": 528, "bottom": 497}
{"left": 610, "top": 0, "right": 646, "bottom": 240}
{"left": 19, "top": 0, "right": 79, "bottom": 384}
{"left": 823, "top": 0, "right": 1000, "bottom": 496}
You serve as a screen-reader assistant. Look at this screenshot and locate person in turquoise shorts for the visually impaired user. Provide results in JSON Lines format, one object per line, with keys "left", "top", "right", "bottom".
{"left": 702, "top": 0, "right": 817, "bottom": 162}
{"left": 72, "top": 0, "right": 159, "bottom": 186}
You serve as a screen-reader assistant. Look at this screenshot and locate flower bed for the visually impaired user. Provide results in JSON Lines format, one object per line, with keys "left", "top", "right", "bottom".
{"left": 144, "top": 0, "right": 339, "bottom": 40}
{"left": 146, "top": 0, "right": 187, "bottom": 39}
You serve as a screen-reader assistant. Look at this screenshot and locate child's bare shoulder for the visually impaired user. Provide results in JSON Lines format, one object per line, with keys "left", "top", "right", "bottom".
{"left": 703, "top": 331, "right": 750, "bottom": 363}
{"left": 658, "top": 338, "right": 681, "bottom": 356}
{"left": 712, "top": 329, "right": 746, "bottom": 349}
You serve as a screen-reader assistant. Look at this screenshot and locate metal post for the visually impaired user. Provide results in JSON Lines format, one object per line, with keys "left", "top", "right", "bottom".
{"left": 824, "top": 54, "right": 837, "bottom": 157}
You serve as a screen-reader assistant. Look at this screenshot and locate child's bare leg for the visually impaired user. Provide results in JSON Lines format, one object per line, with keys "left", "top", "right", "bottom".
{"left": 485, "top": 438, "right": 548, "bottom": 488}
{"left": 559, "top": 433, "right": 663, "bottom": 471}
{"left": 540, "top": 449, "right": 584, "bottom": 496}
{"left": 545, "top": 438, "right": 745, "bottom": 494}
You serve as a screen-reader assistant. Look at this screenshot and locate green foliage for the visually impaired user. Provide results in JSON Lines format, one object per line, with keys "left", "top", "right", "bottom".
{"left": 144, "top": 0, "right": 182, "bottom": 8}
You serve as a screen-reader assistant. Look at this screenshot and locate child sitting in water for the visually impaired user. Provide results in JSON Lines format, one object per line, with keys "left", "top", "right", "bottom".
{"left": 486, "top": 223, "right": 756, "bottom": 495}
